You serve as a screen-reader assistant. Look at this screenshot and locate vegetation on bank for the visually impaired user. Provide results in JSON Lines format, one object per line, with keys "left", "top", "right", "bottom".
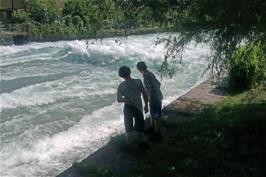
{"left": 75, "top": 86, "right": 266, "bottom": 177}
{"left": 150, "top": 0, "right": 266, "bottom": 87}
{"left": 6, "top": 0, "right": 173, "bottom": 41}
{"left": 229, "top": 42, "right": 266, "bottom": 90}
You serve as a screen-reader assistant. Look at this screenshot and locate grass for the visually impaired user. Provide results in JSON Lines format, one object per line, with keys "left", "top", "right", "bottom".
{"left": 82, "top": 86, "right": 266, "bottom": 177}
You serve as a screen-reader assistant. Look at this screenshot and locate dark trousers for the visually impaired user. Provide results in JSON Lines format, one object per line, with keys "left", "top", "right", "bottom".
{"left": 123, "top": 104, "right": 145, "bottom": 132}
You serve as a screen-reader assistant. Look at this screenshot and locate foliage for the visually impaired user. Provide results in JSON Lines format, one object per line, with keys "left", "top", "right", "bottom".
{"left": 12, "top": 9, "right": 31, "bottom": 23}
{"left": 11, "top": 0, "right": 172, "bottom": 41}
{"left": 24, "top": 0, "right": 61, "bottom": 23}
{"left": 157, "top": 56, "right": 177, "bottom": 78}
{"left": 149, "top": 0, "right": 266, "bottom": 86}
{"left": 0, "top": 20, "right": 4, "bottom": 31}
{"left": 72, "top": 15, "right": 84, "bottom": 29}
{"left": 63, "top": 0, "right": 98, "bottom": 32}
{"left": 229, "top": 42, "right": 266, "bottom": 89}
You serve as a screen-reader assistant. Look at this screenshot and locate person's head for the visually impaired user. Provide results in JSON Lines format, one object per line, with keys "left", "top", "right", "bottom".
{"left": 119, "top": 66, "right": 131, "bottom": 79}
{"left": 136, "top": 61, "right": 147, "bottom": 74}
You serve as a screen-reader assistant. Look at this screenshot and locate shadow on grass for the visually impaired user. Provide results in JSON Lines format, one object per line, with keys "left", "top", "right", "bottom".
{"left": 145, "top": 102, "right": 266, "bottom": 177}
{"left": 69, "top": 88, "right": 266, "bottom": 177}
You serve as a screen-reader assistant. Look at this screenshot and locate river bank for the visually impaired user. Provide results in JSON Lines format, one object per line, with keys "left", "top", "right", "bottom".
{"left": 56, "top": 83, "right": 266, "bottom": 177}
{"left": 56, "top": 79, "right": 231, "bottom": 177}
{"left": 0, "top": 28, "right": 172, "bottom": 46}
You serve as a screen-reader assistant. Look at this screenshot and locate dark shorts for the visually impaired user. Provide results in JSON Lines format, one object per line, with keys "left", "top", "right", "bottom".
{"left": 123, "top": 104, "right": 145, "bottom": 132}
{"left": 150, "top": 100, "right": 162, "bottom": 119}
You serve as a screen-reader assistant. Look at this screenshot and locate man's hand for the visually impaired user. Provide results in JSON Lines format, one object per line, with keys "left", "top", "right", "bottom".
{"left": 144, "top": 104, "right": 149, "bottom": 113}
{"left": 117, "top": 96, "right": 128, "bottom": 103}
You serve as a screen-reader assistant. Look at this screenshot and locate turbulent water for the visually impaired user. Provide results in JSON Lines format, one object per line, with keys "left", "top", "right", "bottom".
{"left": 0, "top": 34, "right": 210, "bottom": 177}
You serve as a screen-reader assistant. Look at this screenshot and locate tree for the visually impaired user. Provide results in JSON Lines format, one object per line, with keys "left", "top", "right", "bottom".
{"left": 146, "top": 0, "right": 266, "bottom": 85}
{"left": 12, "top": 9, "right": 30, "bottom": 23}
{"left": 63, "top": 0, "right": 105, "bottom": 33}
{"left": 24, "top": 0, "right": 61, "bottom": 23}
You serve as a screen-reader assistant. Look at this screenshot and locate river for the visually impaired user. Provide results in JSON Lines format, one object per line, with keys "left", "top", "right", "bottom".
{"left": 0, "top": 34, "right": 210, "bottom": 177}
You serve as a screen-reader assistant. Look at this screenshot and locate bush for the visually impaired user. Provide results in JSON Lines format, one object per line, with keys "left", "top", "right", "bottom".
{"left": 72, "top": 15, "right": 84, "bottom": 29}
{"left": 0, "top": 20, "right": 4, "bottom": 31}
{"left": 63, "top": 15, "right": 72, "bottom": 26}
{"left": 25, "top": 0, "right": 61, "bottom": 23}
{"left": 12, "top": 9, "right": 30, "bottom": 23}
{"left": 229, "top": 42, "right": 266, "bottom": 90}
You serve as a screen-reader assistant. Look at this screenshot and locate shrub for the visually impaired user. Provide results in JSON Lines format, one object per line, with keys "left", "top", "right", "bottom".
{"left": 25, "top": 0, "right": 61, "bottom": 23}
{"left": 72, "top": 15, "right": 84, "bottom": 29}
{"left": 229, "top": 42, "right": 266, "bottom": 90}
{"left": 63, "top": 15, "right": 72, "bottom": 26}
{"left": 0, "top": 20, "right": 4, "bottom": 31}
{"left": 12, "top": 9, "right": 30, "bottom": 23}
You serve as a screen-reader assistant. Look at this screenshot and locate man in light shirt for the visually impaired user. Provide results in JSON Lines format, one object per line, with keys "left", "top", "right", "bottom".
{"left": 117, "top": 66, "right": 149, "bottom": 148}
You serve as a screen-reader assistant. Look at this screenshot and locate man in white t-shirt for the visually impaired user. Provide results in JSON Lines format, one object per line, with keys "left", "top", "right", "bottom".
{"left": 117, "top": 66, "right": 149, "bottom": 148}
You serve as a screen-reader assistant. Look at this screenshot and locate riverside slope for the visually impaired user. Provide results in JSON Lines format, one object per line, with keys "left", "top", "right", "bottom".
{"left": 56, "top": 79, "right": 227, "bottom": 177}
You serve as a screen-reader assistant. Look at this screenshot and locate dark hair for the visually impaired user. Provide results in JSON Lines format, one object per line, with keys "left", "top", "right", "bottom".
{"left": 119, "top": 66, "right": 131, "bottom": 77}
{"left": 136, "top": 61, "right": 147, "bottom": 71}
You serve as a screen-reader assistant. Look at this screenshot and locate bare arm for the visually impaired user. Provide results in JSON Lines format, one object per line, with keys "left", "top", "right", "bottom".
{"left": 140, "top": 81, "right": 149, "bottom": 113}
{"left": 144, "top": 75, "right": 153, "bottom": 100}
{"left": 142, "top": 90, "right": 148, "bottom": 106}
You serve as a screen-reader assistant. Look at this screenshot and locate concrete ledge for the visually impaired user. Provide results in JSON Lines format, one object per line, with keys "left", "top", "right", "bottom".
{"left": 163, "top": 80, "right": 227, "bottom": 116}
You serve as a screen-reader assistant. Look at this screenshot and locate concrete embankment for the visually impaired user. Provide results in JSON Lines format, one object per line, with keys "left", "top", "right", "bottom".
{"left": 0, "top": 31, "right": 28, "bottom": 45}
{"left": 0, "top": 28, "right": 173, "bottom": 46}
{"left": 163, "top": 79, "right": 227, "bottom": 116}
